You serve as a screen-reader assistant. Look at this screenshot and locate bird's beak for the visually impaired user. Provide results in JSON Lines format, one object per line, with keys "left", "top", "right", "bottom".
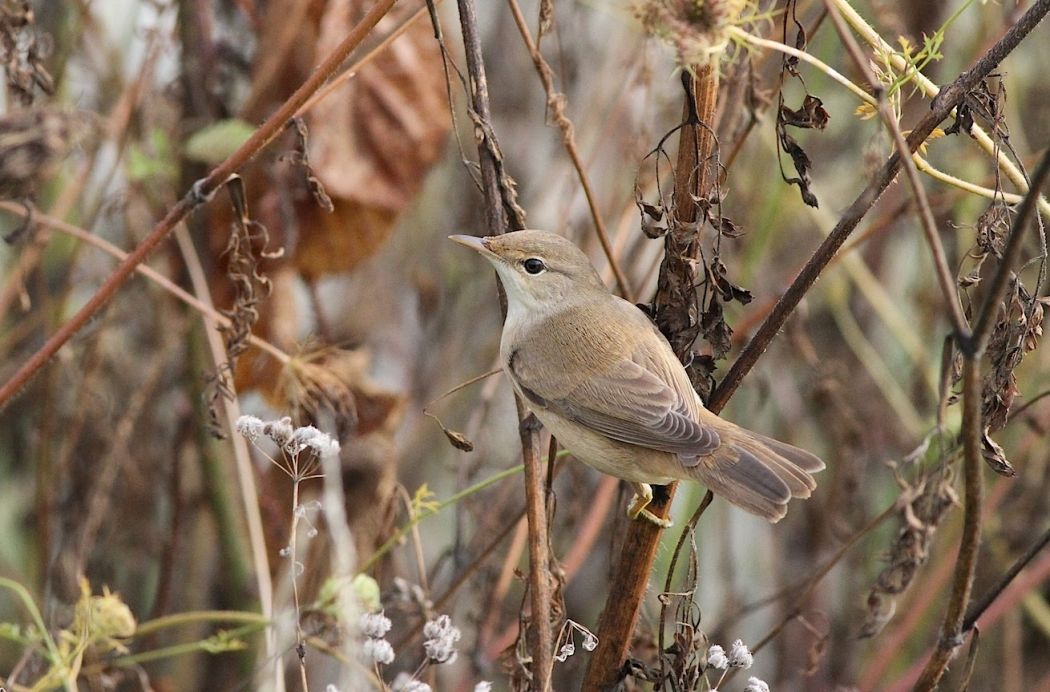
{"left": 449, "top": 234, "right": 499, "bottom": 260}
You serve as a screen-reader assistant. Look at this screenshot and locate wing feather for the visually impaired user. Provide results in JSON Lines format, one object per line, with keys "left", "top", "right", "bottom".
{"left": 507, "top": 304, "right": 721, "bottom": 458}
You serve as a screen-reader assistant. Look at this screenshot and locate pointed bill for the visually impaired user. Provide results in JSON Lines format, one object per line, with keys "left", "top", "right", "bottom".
{"left": 449, "top": 234, "right": 499, "bottom": 260}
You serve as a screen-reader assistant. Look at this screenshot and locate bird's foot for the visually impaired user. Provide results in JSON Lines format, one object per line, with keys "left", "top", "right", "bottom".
{"left": 628, "top": 483, "right": 673, "bottom": 528}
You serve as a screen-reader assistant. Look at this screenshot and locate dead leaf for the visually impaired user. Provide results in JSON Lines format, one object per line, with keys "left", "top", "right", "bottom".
{"left": 780, "top": 94, "right": 830, "bottom": 130}
{"left": 980, "top": 430, "right": 1016, "bottom": 476}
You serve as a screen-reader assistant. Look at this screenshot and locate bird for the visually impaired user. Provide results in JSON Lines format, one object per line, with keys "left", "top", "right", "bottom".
{"left": 450, "top": 229, "right": 825, "bottom": 527}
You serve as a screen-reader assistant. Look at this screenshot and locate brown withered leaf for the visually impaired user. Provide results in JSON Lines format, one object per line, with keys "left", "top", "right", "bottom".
{"left": 699, "top": 295, "right": 732, "bottom": 361}
{"left": 944, "top": 100, "right": 974, "bottom": 136}
{"left": 717, "top": 216, "right": 744, "bottom": 238}
{"left": 708, "top": 258, "right": 753, "bottom": 305}
{"left": 424, "top": 411, "right": 474, "bottom": 452}
{"left": 980, "top": 429, "right": 1015, "bottom": 477}
{"left": 297, "top": 3, "right": 451, "bottom": 278}
{"left": 636, "top": 188, "right": 667, "bottom": 238}
{"left": 776, "top": 115, "right": 819, "bottom": 208}
{"left": 780, "top": 94, "right": 830, "bottom": 130}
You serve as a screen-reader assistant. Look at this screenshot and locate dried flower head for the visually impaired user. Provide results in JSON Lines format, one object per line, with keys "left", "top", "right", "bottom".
{"left": 635, "top": 0, "right": 748, "bottom": 67}
{"left": 391, "top": 674, "right": 431, "bottom": 692}
{"left": 360, "top": 611, "right": 392, "bottom": 639}
{"left": 744, "top": 676, "right": 770, "bottom": 692}
{"left": 423, "top": 614, "right": 461, "bottom": 664}
{"left": 707, "top": 644, "right": 728, "bottom": 670}
{"left": 362, "top": 636, "right": 394, "bottom": 665}
{"left": 728, "top": 639, "right": 753, "bottom": 668}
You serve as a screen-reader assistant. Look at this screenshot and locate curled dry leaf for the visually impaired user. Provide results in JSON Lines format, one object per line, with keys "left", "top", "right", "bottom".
{"left": 779, "top": 94, "right": 830, "bottom": 130}
{"left": 297, "top": 2, "right": 451, "bottom": 278}
{"left": 860, "top": 465, "right": 958, "bottom": 638}
{"left": 424, "top": 411, "right": 475, "bottom": 452}
{"left": 980, "top": 430, "right": 1015, "bottom": 477}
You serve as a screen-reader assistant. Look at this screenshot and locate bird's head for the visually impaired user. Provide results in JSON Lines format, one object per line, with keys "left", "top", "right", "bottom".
{"left": 450, "top": 230, "right": 607, "bottom": 317}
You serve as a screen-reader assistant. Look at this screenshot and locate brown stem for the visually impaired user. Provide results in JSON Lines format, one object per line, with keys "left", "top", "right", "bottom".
{"left": 962, "top": 523, "right": 1050, "bottom": 634}
{"left": 711, "top": 0, "right": 1050, "bottom": 411}
{"left": 505, "top": 0, "right": 633, "bottom": 299}
{"left": 583, "top": 61, "right": 720, "bottom": 691}
{"left": 914, "top": 145, "right": 1050, "bottom": 691}
{"left": 912, "top": 357, "right": 983, "bottom": 691}
{"left": 823, "top": 0, "right": 969, "bottom": 337}
{"left": 0, "top": 0, "right": 400, "bottom": 410}
{"left": 453, "top": 0, "right": 552, "bottom": 686}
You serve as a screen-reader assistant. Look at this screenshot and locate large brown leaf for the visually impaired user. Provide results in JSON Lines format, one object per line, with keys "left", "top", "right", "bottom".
{"left": 297, "top": 1, "right": 451, "bottom": 277}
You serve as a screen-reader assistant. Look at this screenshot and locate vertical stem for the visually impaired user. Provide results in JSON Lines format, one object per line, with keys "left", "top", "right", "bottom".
{"left": 583, "top": 58, "right": 721, "bottom": 692}
{"left": 912, "top": 358, "right": 983, "bottom": 691}
{"left": 456, "top": 0, "right": 508, "bottom": 236}
{"left": 454, "top": 0, "right": 552, "bottom": 686}
{"left": 289, "top": 479, "right": 309, "bottom": 692}
{"left": 913, "top": 146, "right": 1050, "bottom": 692}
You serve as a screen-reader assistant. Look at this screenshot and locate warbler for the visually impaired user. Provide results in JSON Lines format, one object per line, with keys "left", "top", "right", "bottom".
{"left": 451, "top": 230, "right": 824, "bottom": 526}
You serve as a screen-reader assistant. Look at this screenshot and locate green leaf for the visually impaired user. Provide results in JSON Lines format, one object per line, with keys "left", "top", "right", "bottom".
{"left": 184, "top": 119, "right": 256, "bottom": 165}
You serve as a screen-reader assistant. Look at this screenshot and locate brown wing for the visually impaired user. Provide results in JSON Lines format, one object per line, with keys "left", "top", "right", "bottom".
{"left": 507, "top": 301, "right": 721, "bottom": 457}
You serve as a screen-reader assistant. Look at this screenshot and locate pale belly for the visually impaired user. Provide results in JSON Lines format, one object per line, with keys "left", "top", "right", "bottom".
{"left": 529, "top": 405, "right": 680, "bottom": 486}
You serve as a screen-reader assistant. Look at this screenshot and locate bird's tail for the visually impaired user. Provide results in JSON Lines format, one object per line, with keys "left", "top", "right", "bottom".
{"left": 687, "top": 430, "right": 825, "bottom": 523}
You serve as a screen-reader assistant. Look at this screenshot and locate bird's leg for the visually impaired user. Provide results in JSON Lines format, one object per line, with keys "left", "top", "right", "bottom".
{"left": 628, "top": 482, "right": 673, "bottom": 528}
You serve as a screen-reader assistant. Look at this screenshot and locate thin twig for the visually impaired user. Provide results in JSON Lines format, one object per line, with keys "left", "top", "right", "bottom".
{"left": 0, "top": 202, "right": 291, "bottom": 365}
{"left": 962, "top": 524, "right": 1050, "bottom": 633}
{"left": 0, "top": 0, "right": 400, "bottom": 409}
{"left": 453, "top": 0, "right": 553, "bottom": 686}
{"left": 657, "top": 491, "right": 714, "bottom": 669}
{"left": 505, "top": 0, "right": 632, "bottom": 299}
{"left": 711, "top": 0, "right": 1050, "bottom": 410}
{"left": 914, "top": 146, "right": 1050, "bottom": 691}
{"left": 913, "top": 357, "right": 983, "bottom": 691}
{"left": 822, "top": 0, "right": 969, "bottom": 337}
{"left": 172, "top": 225, "right": 281, "bottom": 691}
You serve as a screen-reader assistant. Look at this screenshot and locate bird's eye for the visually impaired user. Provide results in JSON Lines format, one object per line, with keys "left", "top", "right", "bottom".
{"left": 522, "top": 258, "right": 546, "bottom": 275}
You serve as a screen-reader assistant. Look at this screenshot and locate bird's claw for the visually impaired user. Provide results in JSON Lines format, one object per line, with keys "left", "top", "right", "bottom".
{"left": 628, "top": 484, "right": 673, "bottom": 528}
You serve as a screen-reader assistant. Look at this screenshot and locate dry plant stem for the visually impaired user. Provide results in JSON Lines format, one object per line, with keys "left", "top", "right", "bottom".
{"left": 512, "top": 226, "right": 555, "bottom": 692}
{"left": 711, "top": 0, "right": 1050, "bottom": 411}
{"left": 456, "top": 0, "right": 509, "bottom": 237}
{"left": 657, "top": 492, "right": 714, "bottom": 661}
{"left": 0, "top": 202, "right": 291, "bottom": 365}
{"left": 319, "top": 441, "right": 358, "bottom": 688}
{"left": 0, "top": 0, "right": 399, "bottom": 409}
{"left": 914, "top": 146, "right": 1050, "bottom": 691}
{"left": 172, "top": 226, "right": 282, "bottom": 692}
{"left": 963, "top": 524, "right": 1050, "bottom": 634}
{"left": 505, "top": 0, "right": 632, "bottom": 299}
{"left": 288, "top": 481, "right": 309, "bottom": 692}
{"left": 583, "top": 62, "right": 720, "bottom": 691}
{"left": 972, "top": 149, "right": 1050, "bottom": 350}
{"left": 913, "top": 358, "right": 983, "bottom": 692}
{"left": 454, "top": 0, "right": 552, "bottom": 685}
{"left": 822, "top": 0, "right": 968, "bottom": 337}
{"left": 830, "top": 0, "right": 1050, "bottom": 220}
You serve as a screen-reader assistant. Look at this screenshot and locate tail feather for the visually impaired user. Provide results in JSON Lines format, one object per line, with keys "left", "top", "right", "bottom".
{"left": 684, "top": 432, "right": 826, "bottom": 523}
{"left": 754, "top": 433, "right": 826, "bottom": 473}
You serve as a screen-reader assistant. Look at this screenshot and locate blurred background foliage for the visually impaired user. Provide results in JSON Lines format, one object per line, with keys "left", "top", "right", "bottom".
{"left": 0, "top": 0, "right": 1048, "bottom": 689}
